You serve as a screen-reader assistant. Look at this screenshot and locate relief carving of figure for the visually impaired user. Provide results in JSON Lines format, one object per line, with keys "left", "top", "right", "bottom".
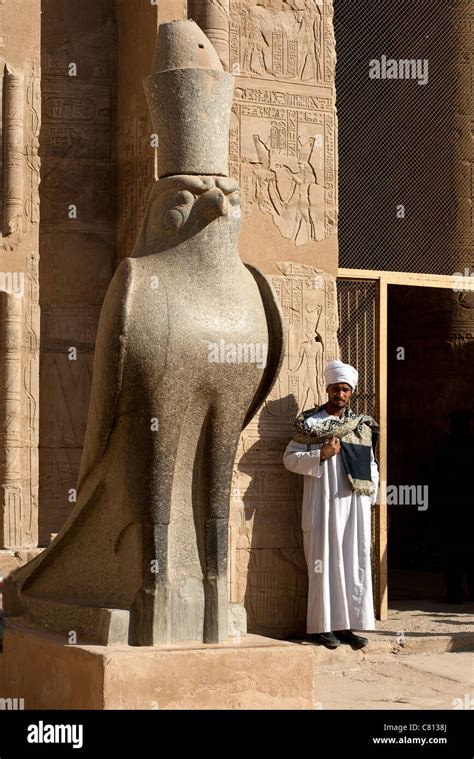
{"left": 250, "top": 134, "right": 325, "bottom": 246}
{"left": 296, "top": 0, "right": 323, "bottom": 82}
{"left": 291, "top": 304, "right": 325, "bottom": 411}
{"left": 242, "top": 9, "right": 270, "bottom": 75}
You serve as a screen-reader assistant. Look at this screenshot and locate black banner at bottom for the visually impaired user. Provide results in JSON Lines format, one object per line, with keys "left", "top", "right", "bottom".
{"left": 0, "top": 710, "right": 472, "bottom": 757}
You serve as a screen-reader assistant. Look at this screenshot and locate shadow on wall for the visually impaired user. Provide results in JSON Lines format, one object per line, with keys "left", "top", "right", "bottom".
{"left": 235, "top": 395, "right": 308, "bottom": 639}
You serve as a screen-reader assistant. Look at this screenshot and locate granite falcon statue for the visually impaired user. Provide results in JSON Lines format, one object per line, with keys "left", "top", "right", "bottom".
{"left": 11, "top": 20, "right": 285, "bottom": 646}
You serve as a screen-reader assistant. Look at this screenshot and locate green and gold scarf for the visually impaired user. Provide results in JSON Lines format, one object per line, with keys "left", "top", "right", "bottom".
{"left": 293, "top": 405, "right": 379, "bottom": 496}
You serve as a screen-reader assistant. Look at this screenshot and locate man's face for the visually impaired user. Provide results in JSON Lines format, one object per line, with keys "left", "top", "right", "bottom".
{"left": 327, "top": 383, "right": 352, "bottom": 409}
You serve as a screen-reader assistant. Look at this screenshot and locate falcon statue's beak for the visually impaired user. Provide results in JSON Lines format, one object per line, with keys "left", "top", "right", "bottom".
{"left": 199, "top": 188, "right": 229, "bottom": 220}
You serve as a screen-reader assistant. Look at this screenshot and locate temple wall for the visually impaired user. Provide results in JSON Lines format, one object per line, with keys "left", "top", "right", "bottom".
{"left": 38, "top": 0, "right": 117, "bottom": 544}
{"left": 116, "top": 1, "right": 159, "bottom": 261}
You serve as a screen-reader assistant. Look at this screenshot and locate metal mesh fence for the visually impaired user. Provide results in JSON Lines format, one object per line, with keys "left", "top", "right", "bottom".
{"left": 337, "top": 279, "right": 377, "bottom": 417}
{"left": 334, "top": 0, "right": 471, "bottom": 275}
{"left": 337, "top": 278, "right": 379, "bottom": 612}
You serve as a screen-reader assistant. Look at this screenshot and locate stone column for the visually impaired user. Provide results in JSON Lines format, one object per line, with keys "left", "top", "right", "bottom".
{"left": 0, "top": 292, "right": 23, "bottom": 547}
{"left": 0, "top": 0, "right": 41, "bottom": 550}
{"left": 3, "top": 67, "right": 24, "bottom": 236}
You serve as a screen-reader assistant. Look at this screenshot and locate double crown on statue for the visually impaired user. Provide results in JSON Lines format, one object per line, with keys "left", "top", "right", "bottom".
{"left": 143, "top": 19, "right": 235, "bottom": 179}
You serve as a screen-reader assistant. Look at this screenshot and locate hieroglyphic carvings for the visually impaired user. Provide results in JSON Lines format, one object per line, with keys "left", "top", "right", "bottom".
{"left": 0, "top": 1, "right": 4, "bottom": 51}
{"left": 2, "top": 64, "right": 24, "bottom": 236}
{"left": 231, "top": 91, "right": 335, "bottom": 244}
{"left": 230, "top": 263, "right": 339, "bottom": 635}
{"left": 0, "top": 58, "right": 41, "bottom": 239}
{"left": 39, "top": 21, "right": 116, "bottom": 541}
{"left": 25, "top": 252, "right": 40, "bottom": 540}
{"left": 40, "top": 24, "right": 116, "bottom": 233}
{"left": 39, "top": 303, "right": 98, "bottom": 544}
{"left": 0, "top": 1, "right": 41, "bottom": 550}
{"left": 39, "top": 447, "right": 83, "bottom": 545}
{"left": 274, "top": 261, "right": 338, "bottom": 410}
{"left": 225, "top": 0, "right": 337, "bottom": 244}
{"left": 40, "top": 84, "right": 114, "bottom": 233}
{"left": 25, "top": 60, "right": 41, "bottom": 226}
{"left": 433, "top": 4, "right": 474, "bottom": 377}
{"left": 229, "top": 0, "right": 333, "bottom": 85}
{"left": 0, "top": 275, "right": 39, "bottom": 549}
{"left": 188, "top": 2, "right": 337, "bottom": 245}
{"left": 0, "top": 53, "right": 40, "bottom": 547}
{"left": 0, "top": 291, "right": 22, "bottom": 547}
{"left": 117, "top": 114, "right": 155, "bottom": 259}
{"left": 40, "top": 305, "right": 98, "bottom": 448}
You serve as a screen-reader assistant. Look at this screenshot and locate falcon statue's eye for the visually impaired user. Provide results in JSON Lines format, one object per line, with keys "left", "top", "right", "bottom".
{"left": 228, "top": 192, "right": 241, "bottom": 207}
{"left": 175, "top": 190, "right": 194, "bottom": 207}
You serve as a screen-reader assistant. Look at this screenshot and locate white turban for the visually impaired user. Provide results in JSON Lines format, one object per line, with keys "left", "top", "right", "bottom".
{"left": 324, "top": 360, "right": 358, "bottom": 390}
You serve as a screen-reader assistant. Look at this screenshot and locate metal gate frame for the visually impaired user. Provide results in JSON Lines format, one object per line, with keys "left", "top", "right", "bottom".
{"left": 338, "top": 268, "right": 464, "bottom": 620}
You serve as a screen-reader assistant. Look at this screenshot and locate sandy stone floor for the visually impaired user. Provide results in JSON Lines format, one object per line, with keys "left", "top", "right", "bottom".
{"left": 314, "top": 651, "right": 474, "bottom": 710}
{"left": 369, "top": 604, "right": 474, "bottom": 653}
{"left": 304, "top": 601, "right": 474, "bottom": 710}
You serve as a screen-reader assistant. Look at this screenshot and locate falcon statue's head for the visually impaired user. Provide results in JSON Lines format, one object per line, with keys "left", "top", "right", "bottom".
{"left": 136, "top": 21, "right": 240, "bottom": 256}
{"left": 133, "top": 174, "right": 242, "bottom": 255}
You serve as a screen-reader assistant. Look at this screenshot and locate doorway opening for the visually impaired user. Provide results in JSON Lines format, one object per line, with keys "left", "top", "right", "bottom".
{"left": 338, "top": 270, "right": 474, "bottom": 619}
{"left": 387, "top": 284, "right": 474, "bottom": 607}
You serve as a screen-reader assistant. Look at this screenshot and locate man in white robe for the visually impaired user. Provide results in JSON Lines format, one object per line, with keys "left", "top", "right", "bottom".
{"left": 283, "top": 360, "right": 379, "bottom": 649}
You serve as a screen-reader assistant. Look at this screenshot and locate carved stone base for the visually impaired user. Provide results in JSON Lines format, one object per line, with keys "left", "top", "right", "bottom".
{"left": 0, "top": 620, "right": 315, "bottom": 709}
{"left": 3, "top": 596, "right": 247, "bottom": 646}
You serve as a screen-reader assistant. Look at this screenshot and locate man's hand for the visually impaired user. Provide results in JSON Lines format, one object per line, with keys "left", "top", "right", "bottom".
{"left": 320, "top": 437, "right": 340, "bottom": 462}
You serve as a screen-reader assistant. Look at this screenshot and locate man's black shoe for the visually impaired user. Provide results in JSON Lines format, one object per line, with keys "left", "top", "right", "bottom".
{"left": 310, "top": 632, "right": 341, "bottom": 649}
{"left": 334, "top": 629, "right": 369, "bottom": 649}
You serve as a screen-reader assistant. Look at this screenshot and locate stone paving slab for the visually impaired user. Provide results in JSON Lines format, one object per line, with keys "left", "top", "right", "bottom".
{"left": 313, "top": 652, "right": 474, "bottom": 710}
{"left": 305, "top": 604, "right": 474, "bottom": 711}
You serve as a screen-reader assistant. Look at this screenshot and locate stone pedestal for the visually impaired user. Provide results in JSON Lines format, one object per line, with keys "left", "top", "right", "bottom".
{"left": 0, "top": 620, "right": 315, "bottom": 710}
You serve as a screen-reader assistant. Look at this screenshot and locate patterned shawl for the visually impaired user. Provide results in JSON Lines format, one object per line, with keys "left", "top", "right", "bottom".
{"left": 293, "top": 404, "right": 379, "bottom": 497}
